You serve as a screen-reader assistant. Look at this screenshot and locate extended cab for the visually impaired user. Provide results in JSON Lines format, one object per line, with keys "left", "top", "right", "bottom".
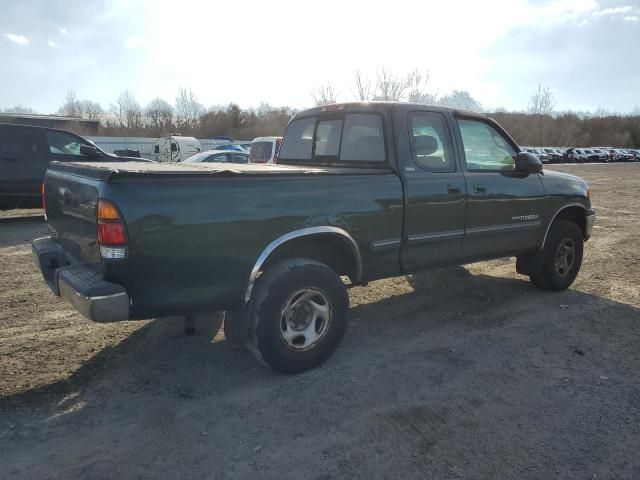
{"left": 33, "top": 103, "right": 596, "bottom": 373}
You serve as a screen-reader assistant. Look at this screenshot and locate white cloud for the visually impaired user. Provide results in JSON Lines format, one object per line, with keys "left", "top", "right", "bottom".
{"left": 58, "top": 27, "right": 68, "bottom": 35}
{"left": 48, "top": 40, "right": 57, "bottom": 48}
{"left": 6, "top": 33, "right": 29, "bottom": 45}
{"left": 593, "top": 5, "right": 633, "bottom": 17}
{"left": 578, "top": 18, "right": 591, "bottom": 26}
{"left": 623, "top": 15, "right": 639, "bottom": 21}
{"left": 125, "top": 36, "right": 142, "bottom": 48}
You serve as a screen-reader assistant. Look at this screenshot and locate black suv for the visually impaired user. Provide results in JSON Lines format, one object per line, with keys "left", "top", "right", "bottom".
{"left": 0, "top": 123, "right": 146, "bottom": 209}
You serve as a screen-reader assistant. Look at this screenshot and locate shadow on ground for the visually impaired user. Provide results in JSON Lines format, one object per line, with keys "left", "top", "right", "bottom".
{"left": 2, "top": 264, "right": 639, "bottom": 479}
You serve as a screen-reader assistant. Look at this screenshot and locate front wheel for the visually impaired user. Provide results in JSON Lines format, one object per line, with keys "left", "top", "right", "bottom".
{"left": 529, "top": 219, "right": 584, "bottom": 291}
{"left": 247, "top": 258, "right": 349, "bottom": 374}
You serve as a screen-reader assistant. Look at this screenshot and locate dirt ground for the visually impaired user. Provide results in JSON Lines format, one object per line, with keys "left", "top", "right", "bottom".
{"left": 1, "top": 164, "right": 639, "bottom": 479}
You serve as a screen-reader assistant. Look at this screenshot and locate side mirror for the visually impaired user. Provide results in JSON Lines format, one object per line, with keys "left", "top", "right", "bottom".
{"left": 80, "top": 145, "right": 99, "bottom": 158}
{"left": 515, "top": 151, "right": 542, "bottom": 174}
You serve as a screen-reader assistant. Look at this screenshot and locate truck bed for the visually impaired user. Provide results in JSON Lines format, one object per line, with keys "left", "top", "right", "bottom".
{"left": 43, "top": 160, "right": 404, "bottom": 318}
{"left": 48, "top": 161, "right": 388, "bottom": 181}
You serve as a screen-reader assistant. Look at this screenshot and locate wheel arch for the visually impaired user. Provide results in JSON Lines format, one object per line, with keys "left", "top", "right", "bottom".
{"left": 244, "top": 227, "right": 363, "bottom": 303}
{"left": 540, "top": 203, "right": 587, "bottom": 250}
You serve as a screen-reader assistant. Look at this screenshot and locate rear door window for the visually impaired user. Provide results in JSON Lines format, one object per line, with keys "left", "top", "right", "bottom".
{"left": 2, "top": 126, "right": 47, "bottom": 161}
{"left": 408, "top": 112, "right": 455, "bottom": 172}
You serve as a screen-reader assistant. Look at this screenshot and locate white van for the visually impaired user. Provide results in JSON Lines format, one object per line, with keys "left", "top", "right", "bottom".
{"left": 151, "top": 135, "right": 202, "bottom": 162}
{"left": 249, "top": 136, "right": 282, "bottom": 163}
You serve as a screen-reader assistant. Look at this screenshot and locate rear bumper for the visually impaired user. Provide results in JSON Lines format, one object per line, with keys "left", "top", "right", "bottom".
{"left": 585, "top": 208, "right": 596, "bottom": 240}
{"left": 32, "top": 236, "right": 130, "bottom": 322}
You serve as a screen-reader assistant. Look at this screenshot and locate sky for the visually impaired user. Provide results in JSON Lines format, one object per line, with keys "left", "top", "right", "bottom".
{"left": 0, "top": 0, "right": 639, "bottom": 114}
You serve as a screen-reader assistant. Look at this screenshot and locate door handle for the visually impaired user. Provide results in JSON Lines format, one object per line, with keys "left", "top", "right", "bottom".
{"left": 447, "top": 185, "right": 462, "bottom": 194}
{"left": 2, "top": 156, "right": 20, "bottom": 161}
{"left": 473, "top": 184, "right": 487, "bottom": 194}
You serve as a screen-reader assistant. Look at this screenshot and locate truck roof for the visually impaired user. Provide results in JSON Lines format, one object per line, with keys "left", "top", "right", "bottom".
{"left": 294, "top": 101, "right": 482, "bottom": 119}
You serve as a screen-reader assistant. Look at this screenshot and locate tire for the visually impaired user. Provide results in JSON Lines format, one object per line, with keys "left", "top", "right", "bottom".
{"left": 529, "top": 219, "right": 583, "bottom": 291}
{"left": 247, "top": 258, "right": 349, "bottom": 374}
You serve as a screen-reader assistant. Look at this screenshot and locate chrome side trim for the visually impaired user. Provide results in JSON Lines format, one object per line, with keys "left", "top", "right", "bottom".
{"left": 407, "top": 229, "right": 464, "bottom": 244}
{"left": 244, "top": 226, "right": 363, "bottom": 303}
{"left": 370, "top": 238, "right": 401, "bottom": 251}
{"left": 540, "top": 202, "right": 587, "bottom": 250}
{"left": 465, "top": 221, "right": 541, "bottom": 236}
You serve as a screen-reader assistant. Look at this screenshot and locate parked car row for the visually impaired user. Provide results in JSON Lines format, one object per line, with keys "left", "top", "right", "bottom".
{"left": 522, "top": 146, "right": 640, "bottom": 163}
{"left": 148, "top": 134, "right": 282, "bottom": 163}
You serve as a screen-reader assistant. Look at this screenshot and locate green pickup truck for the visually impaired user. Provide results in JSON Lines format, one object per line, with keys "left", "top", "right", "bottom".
{"left": 33, "top": 102, "right": 596, "bottom": 373}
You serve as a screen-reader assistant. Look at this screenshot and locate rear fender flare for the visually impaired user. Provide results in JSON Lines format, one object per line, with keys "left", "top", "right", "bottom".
{"left": 243, "top": 226, "right": 362, "bottom": 303}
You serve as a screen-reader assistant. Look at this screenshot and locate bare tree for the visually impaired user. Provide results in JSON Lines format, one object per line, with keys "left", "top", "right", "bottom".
{"left": 310, "top": 82, "right": 338, "bottom": 106}
{"left": 354, "top": 70, "right": 372, "bottom": 101}
{"left": 145, "top": 98, "right": 174, "bottom": 129}
{"left": 529, "top": 85, "right": 555, "bottom": 115}
{"left": 2, "top": 105, "right": 36, "bottom": 114}
{"left": 175, "top": 87, "right": 203, "bottom": 129}
{"left": 79, "top": 100, "right": 103, "bottom": 120}
{"left": 405, "top": 69, "right": 439, "bottom": 105}
{"left": 59, "top": 90, "right": 82, "bottom": 117}
{"left": 112, "top": 90, "right": 142, "bottom": 128}
{"left": 529, "top": 85, "right": 555, "bottom": 145}
{"left": 438, "top": 90, "right": 482, "bottom": 112}
{"left": 373, "top": 68, "right": 407, "bottom": 101}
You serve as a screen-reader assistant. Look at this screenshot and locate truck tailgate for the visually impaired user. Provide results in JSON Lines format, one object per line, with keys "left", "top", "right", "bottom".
{"left": 44, "top": 164, "right": 104, "bottom": 270}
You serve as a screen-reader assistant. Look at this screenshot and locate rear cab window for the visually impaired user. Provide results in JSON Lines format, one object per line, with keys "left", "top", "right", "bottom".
{"left": 278, "top": 112, "right": 386, "bottom": 166}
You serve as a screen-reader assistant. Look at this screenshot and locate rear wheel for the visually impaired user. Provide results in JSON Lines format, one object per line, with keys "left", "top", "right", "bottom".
{"left": 247, "top": 258, "right": 349, "bottom": 374}
{"left": 529, "top": 219, "right": 583, "bottom": 291}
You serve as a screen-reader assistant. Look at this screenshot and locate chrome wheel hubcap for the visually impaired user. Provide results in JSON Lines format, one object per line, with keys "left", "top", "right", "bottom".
{"left": 279, "top": 288, "right": 331, "bottom": 351}
{"left": 554, "top": 238, "right": 575, "bottom": 277}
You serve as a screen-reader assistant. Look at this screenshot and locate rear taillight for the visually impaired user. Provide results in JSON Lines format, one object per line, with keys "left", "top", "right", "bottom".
{"left": 97, "top": 199, "right": 127, "bottom": 259}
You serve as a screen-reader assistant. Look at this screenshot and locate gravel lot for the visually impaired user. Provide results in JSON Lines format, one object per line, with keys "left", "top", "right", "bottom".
{"left": 1, "top": 164, "right": 639, "bottom": 479}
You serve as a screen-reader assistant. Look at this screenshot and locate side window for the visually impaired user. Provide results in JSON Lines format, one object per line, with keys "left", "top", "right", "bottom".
{"left": 279, "top": 117, "right": 315, "bottom": 160}
{"left": 231, "top": 154, "right": 248, "bottom": 164}
{"left": 314, "top": 119, "right": 342, "bottom": 157}
{"left": 340, "top": 114, "right": 385, "bottom": 162}
{"left": 408, "top": 112, "right": 455, "bottom": 172}
{"left": 3, "top": 127, "right": 46, "bottom": 160}
{"left": 457, "top": 119, "right": 516, "bottom": 171}
{"left": 44, "top": 130, "right": 87, "bottom": 157}
{"left": 206, "top": 154, "right": 228, "bottom": 163}
{"left": 154, "top": 145, "right": 159, "bottom": 154}
{"left": 170, "top": 142, "right": 178, "bottom": 152}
